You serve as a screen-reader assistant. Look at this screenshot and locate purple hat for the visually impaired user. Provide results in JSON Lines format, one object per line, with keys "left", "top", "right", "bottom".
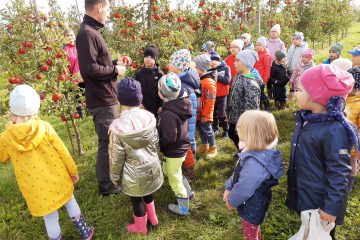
{"left": 117, "top": 78, "right": 143, "bottom": 106}
{"left": 209, "top": 51, "right": 221, "bottom": 61}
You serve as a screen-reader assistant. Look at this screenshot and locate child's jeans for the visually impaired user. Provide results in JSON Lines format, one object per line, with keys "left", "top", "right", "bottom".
{"left": 197, "top": 121, "right": 216, "bottom": 146}
{"left": 43, "top": 195, "right": 81, "bottom": 239}
{"left": 163, "top": 156, "right": 187, "bottom": 198}
{"left": 242, "top": 219, "right": 262, "bottom": 240}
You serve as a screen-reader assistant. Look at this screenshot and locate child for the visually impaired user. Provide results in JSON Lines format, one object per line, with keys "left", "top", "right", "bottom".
{"left": 266, "top": 24, "right": 286, "bottom": 99}
{"left": 223, "top": 110, "right": 283, "bottom": 240}
{"left": 286, "top": 65, "right": 358, "bottom": 239}
{"left": 134, "top": 44, "right": 164, "bottom": 116}
{"left": 289, "top": 48, "right": 315, "bottom": 92}
{"left": 64, "top": 28, "right": 84, "bottom": 118}
{"left": 323, "top": 42, "right": 344, "bottom": 64}
{"left": 201, "top": 40, "right": 215, "bottom": 54}
{"left": 157, "top": 73, "right": 194, "bottom": 215}
{"left": 346, "top": 45, "right": 360, "bottom": 191}
{"left": 225, "top": 39, "right": 244, "bottom": 87}
{"left": 193, "top": 54, "right": 218, "bottom": 159}
{"left": 169, "top": 49, "right": 200, "bottom": 182}
{"left": 228, "top": 50, "right": 262, "bottom": 149}
{"left": 331, "top": 58, "right": 353, "bottom": 71}
{"left": 108, "top": 78, "right": 163, "bottom": 236}
{"left": 240, "top": 33, "right": 254, "bottom": 50}
{"left": 269, "top": 50, "right": 290, "bottom": 110}
{"left": 287, "top": 32, "right": 308, "bottom": 75}
{"left": 0, "top": 85, "right": 94, "bottom": 240}
{"left": 254, "top": 36, "right": 272, "bottom": 111}
{"left": 209, "top": 51, "right": 231, "bottom": 138}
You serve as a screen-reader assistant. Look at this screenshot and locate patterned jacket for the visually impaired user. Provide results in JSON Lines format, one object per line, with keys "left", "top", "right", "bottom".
{"left": 228, "top": 73, "right": 262, "bottom": 124}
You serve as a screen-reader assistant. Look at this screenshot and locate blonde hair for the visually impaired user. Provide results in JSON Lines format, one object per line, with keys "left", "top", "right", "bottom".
{"left": 63, "top": 28, "right": 74, "bottom": 37}
{"left": 236, "top": 110, "right": 278, "bottom": 151}
{"left": 8, "top": 113, "right": 38, "bottom": 124}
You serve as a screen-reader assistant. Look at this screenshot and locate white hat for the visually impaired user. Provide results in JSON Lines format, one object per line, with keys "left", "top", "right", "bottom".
{"left": 230, "top": 39, "right": 244, "bottom": 50}
{"left": 241, "top": 33, "right": 252, "bottom": 43}
{"left": 10, "top": 84, "right": 40, "bottom": 116}
{"left": 271, "top": 24, "right": 281, "bottom": 34}
{"left": 331, "top": 58, "right": 353, "bottom": 71}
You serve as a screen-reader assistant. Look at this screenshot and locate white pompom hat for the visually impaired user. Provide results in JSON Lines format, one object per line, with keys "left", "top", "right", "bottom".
{"left": 10, "top": 84, "right": 40, "bottom": 116}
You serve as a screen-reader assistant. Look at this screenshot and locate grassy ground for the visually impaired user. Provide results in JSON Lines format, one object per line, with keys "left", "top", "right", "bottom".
{"left": 0, "top": 23, "right": 360, "bottom": 240}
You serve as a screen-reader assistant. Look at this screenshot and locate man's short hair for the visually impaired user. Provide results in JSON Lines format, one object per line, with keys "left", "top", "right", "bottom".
{"left": 85, "top": 0, "right": 111, "bottom": 11}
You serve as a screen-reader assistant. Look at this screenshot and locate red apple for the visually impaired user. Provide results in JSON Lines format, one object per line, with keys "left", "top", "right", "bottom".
{"left": 215, "top": 11, "right": 222, "bottom": 17}
{"left": 128, "top": 21, "right": 134, "bottom": 28}
{"left": 7, "top": 24, "right": 13, "bottom": 30}
{"left": 13, "top": 77, "right": 22, "bottom": 84}
{"left": 163, "top": 65, "right": 169, "bottom": 73}
{"left": 132, "top": 63, "right": 138, "bottom": 69}
{"left": 177, "top": 17, "right": 183, "bottom": 22}
{"left": 151, "top": 5, "right": 157, "bottom": 11}
{"left": 18, "top": 48, "right": 26, "bottom": 54}
{"left": 55, "top": 51, "right": 63, "bottom": 58}
{"left": 46, "top": 59, "right": 53, "bottom": 66}
{"left": 74, "top": 113, "right": 80, "bottom": 119}
{"left": 39, "top": 92, "right": 46, "bottom": 100}
{"left": 154, "top": 14, "right": 161, "bottom": 21}
{"left": 52, "top": 94, "right": 61, "bottom": 102}
{"left": 41, "top": 64, "right": 49, "bottom": 72}
{"left": 199, "top": 1, "right": 205, "bottom": 7}
{"left": 58, "top": 74, "right": 66, "bottom": 81}
{"left": 25, "top": 42, "right": 33, "bottom": 48}
{"left": 8, "top": 78, "right": 14, "bottom": 84}
{"left": 36, "top": 73, "right": 43, "bottom": 80}
{"left": 114, "top": 12, "right": 121, "bottom": 19}
{"left": 60, "top": 115, "right": 68, "bottom": 121}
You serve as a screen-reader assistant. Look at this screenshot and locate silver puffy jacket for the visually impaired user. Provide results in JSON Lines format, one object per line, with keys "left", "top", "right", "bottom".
{"left": 109, "top": 115, "right": 163, "bottom": 197}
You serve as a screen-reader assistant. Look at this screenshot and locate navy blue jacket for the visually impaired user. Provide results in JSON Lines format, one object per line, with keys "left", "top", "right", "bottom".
{"left": 225, "top": 149, "right": 283, "bottom": 225}
{"left": 286, "top": 111, "right": 352, "bottom": 225}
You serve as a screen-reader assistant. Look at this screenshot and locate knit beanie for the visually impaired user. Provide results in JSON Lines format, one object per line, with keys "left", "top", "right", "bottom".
{"left": 256, "top": 36, "right": 267, "bottom": 47}
{"left": 331, "top": 58, "right": 353, "bottom": 71}
{"left": 275, "top": 50, "right": 286, "bottom": 62}
{"left": 209, "top": 51, "right": 221, "bottom": 62}
{"left": 236, "top": 50, "right": 259, "bottom": 69}
{"left": 302, "top": 49, "right": 315, "bottom": 60}
{"left": 293, "top": 32, "right": 304, "bottom": 41}
{"left": 193, "top": 54, "right": 212, "bottom": 72}
{"left": 10, "top": 84, "right": 40, "bottom": 116}
{"left": 271, "top": 24, "right": 281, "bottom": 34}
{"left": 329, "top": 42, "right": 344, "bottom": 56}
{"left": 300, "top": 64, "right": 354, "bottom": 106}
{"left": 158, "top": 72, "right": 181, "bottom": 100}
{"left": 230, "top": 39, "right": 244, "bottom": 50}
{"left": 169, "top": 49, "right": 192, "bottom": 72}
{"left": 144, "top": 44, "right": 158, "bottom": 60}
{"left": 201, "top": 41, "right": 215, "bottom": 52}
{"left": 117, "top": 78, "right": 143, "bottom": 106}
{"left": 241, "top": 33, "right": 251, "bottom": 43}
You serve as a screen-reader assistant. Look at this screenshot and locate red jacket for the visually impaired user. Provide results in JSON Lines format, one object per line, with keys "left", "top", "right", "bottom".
{"left": 64, "top": 43, "right": 80, "bottom": 74}
{"left": 254, "top": 48, "right": 272, "bottom": 84}
{"left": 224, "top": 54, "right": 237, "bottom": 87}
{"left": 197, "top": 74, "right": 216, "bottom": 122}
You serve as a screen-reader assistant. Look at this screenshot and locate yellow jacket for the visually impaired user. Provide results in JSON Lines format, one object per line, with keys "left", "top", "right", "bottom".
{"left": 0, "top": 119, "right": 78, "bottom": 217}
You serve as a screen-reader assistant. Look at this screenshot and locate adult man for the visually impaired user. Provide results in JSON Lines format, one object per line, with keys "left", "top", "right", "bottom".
{"left": 76, "top": 0, "right": 129, "bottom": 196}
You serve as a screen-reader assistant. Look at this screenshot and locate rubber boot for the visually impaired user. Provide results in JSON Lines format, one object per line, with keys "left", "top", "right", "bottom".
{"left": 71, "top": 215, "right": 94, "bottom": 240}
{"left": 274, "top": 101, "right": 280, "bottom": 110}
{"left": 280, "top": 101, "right": 286, "bottom": 110}
{"left": 196, "top": 144, "right": 209, "bottom": 156}
{"left": 145, "top": 201, "right": 158, "bottom": 226}
{"left": 206, "top": 146, "right": 218, "bottom": 159}
{"left": 182, "top": 177, "right": 195, "bottom": 200}
{"left": 168, "top": 197, "right": 189, "bottom": 215}
{"left": 264, "top": 100, "right": 271, "bottom": 112}
{"left": 127, "top": 214, "right": 148, "bottom": 236}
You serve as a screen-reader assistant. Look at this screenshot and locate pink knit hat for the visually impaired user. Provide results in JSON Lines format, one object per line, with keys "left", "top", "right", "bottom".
{"left": 302, "top": 49, "right": 315, "bottom": 60}
{"left": 300, "top": 64, "right": 354, "bottom": 106}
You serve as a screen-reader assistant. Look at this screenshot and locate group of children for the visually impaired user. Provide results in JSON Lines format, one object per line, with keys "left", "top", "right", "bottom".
{"left": 1, "top": 24, "right": 360, "bottom": 240}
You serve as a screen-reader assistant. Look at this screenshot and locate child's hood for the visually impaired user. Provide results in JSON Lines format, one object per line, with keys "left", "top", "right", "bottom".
{"left": 109, "top": 108, "right": 157, "bottom": 149}
{"left": 4, "top": 119, "right": 46, "bottom": 152}
{"left": 162, "top": 95, "right": 192, "bottom": 121}
{"left": 179, "top": 68, "right": 200, "bottom": 90}
{"left": 239, "top": 149, "right": 283, "bottom": 179}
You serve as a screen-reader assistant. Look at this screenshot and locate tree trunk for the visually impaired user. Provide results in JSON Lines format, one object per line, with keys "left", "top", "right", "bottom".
{"left": 328, "top": 36, "right": 331, "bottom": 46}
{"left": 71, "top": 119, "right": 83, "bottom": 156}
{"left": 312, "top": 41, "right": 315, "bottom": 49}
{"left": 322, "top": 41, "right": 324, "bottom": 50}
{"left": 74, "top": 0, "right": 82, "bottom": 24}
{"left": 255, "top": 0, "right": 261, "bottom": 34}
{"left": 65, "top": 120, "right": 76, "bottom": 155}
{"left": 147, "top": 0, "right": 152, "bottom": 30}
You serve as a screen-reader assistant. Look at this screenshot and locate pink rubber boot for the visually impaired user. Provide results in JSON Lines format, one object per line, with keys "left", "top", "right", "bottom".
{"left": 145, "top": 201, "right": 159, "bottom": 226}
{"left": 127, "top": 214, "right": 148, "bottom": 236}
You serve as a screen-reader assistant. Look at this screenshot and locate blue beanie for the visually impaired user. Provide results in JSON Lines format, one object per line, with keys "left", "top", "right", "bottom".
{"left": 117, "top": 78, "right": 143, "bottom": 106}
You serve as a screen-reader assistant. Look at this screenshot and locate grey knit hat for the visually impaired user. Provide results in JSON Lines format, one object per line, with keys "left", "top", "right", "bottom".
{"left": 275, "top": 50, "right": 286, "bottom": 61}
{"left": 329, "top": 42, "right": 344, "bottom": 56}
{"left": 193, "top": 54, "right": 211, "bottom": 72}
{"left": 293, "top": 32, "right": 304, "bottom": 41}
{"left": 158, "top": 72, "right": 181, "bottom": 100}
{"left": 256, "top": 36, "right": 267, "bottom": 47}
{"left": 236, "top": 50, "right": 259, "bottom": 69}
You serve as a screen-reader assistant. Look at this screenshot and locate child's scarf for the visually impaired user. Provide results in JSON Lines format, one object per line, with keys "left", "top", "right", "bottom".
{"left": 300, "top": 96, "right": 360, "bottom": 151}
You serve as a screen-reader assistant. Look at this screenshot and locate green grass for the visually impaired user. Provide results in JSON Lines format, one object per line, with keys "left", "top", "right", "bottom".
{"left": 0, "top": 23, "right": 360, "bottom": 240}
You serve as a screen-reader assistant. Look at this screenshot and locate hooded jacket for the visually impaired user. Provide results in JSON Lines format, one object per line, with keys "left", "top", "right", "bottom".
{"left": 134, "top": 65, "right": 164, "bottom": 116}
{"left": 228, "top": 73, "right": 262, "bottom": 124}
{"left": 254, "top": 48, "right": 272, "bottom": 84}
{"left": 266, "top": 38, "right": 286, "bottom": 62}
{"left": 63, "top": 43, "right": 80, "bottom": 74}
{"left": 269, "top": 61, "right": 290, "bottom": 87}
{"left": 224, "top": 54, "right": 237, "bottom": 87}
{"left": 289, "top": 61, "right": 315, "bottom": 90}
{"left": 287, "top": 42, "right": 308, "bottom": 73}
{"left": 0, "top": 119, "right": 78, "bottom": 217}
{"left": 197, "top": 72, "right": 217, "bottom": 122}
{"left": 225, "top": 148, "right": 283, "bottom": 225}
{"left": 158, "top": 95, "right": 193, "bottom": 158}
{"left": 210, "top": 61, "right": 231, "bottom": 97}
{"left": 108, "top": 108, "right": 163, "bottom": 197}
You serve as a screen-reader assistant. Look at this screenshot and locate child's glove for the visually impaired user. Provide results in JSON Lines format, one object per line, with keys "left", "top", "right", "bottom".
{"left": 71, "top": 175, "right": 79, "bottom": 184}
